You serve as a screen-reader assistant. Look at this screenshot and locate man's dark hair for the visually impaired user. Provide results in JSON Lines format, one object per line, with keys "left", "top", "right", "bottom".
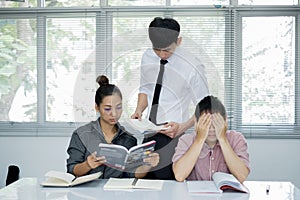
{"left": 195, "top": 95, "right": 226, "bottom": 121}
{"left": 148, "top": 17, "right": 180, "bottom": 49}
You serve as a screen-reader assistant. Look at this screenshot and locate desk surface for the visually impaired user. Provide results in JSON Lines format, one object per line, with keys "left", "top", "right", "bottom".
{"left": 1, "top": 178, "right": 299, "bottom": 200}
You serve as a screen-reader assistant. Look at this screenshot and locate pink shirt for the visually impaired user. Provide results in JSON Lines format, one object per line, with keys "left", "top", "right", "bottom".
{"left": 172, "top": 130, "right": 250, "bottom": 181}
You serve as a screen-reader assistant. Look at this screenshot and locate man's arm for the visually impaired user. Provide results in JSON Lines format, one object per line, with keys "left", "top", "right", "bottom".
{"left": 173, "top": 137, "right": 205, "bottom": 182}
{"left": 134, "top": 153, "right": 159, "bottom": 178}
{"left": 73, "top": 152, "right": 106, "bottom": 177}
{"left": 177, "top": 116, "right": 195, "bottom": 135}
{"left": 160, "top": 116, "right": 194, "bottom": 138}
{"left": 218, "top": 138, "right": 250, "bottom": 183}
{"left": 131, "top": 93, "right": 148, "bottom": 120}
{"left": 173, "top": 113, "right": 211, "bottom": 182}
{"left": 213, "top": 113, "right": 250, "bottom": 183}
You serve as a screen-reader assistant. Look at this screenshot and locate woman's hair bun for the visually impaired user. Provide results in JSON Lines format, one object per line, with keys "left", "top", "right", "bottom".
{"left": 96, "top": 75, "right": 109, "bottom": 87}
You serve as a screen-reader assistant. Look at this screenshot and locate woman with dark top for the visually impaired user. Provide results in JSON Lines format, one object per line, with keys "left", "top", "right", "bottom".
{"left": 66, "top": 75, "right": 158, "bottom": 179}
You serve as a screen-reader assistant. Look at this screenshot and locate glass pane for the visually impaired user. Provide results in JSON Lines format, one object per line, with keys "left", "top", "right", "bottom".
{"left": 239, "top": 0, "right": 297, "bottom": 5}
{"left": 45, "top": 0, "right": 99, "bottom": 7}
{"left": 46, "top": 17, "right": 95, "bottom": 122}
{"left": 111, "top": 17, "right": 153, "bottom": 118}
{"left": 172, "top": 0, "right": 229, "bottom": 6}
{"left": 109, "top": 0, "right": 164, "bottom": 6}
{"left": 177, "top": 16, "right": 225, "bottom": 102}
{"left": 0, "top": 0, "right": 37, "bottom": 8}
{"left": 0, "top": 19, "right": 37, "bottom": 122}
{"left": 242, "top": 17, "right": 295, "bottom": 124}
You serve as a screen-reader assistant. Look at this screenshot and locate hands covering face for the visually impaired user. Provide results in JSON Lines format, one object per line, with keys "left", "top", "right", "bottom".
{"left": 196, "top": 113, "right": 211, "bottom": 140}
{"left": 196, "top": 112, "right": 227, "bottom": 141}
{"left": 212, "top": 113, "right": 227, "bottom": 140}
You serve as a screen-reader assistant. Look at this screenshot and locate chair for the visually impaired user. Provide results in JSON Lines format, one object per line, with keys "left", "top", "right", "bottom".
{"left": 6, "top": 165, "right": 20, "bottom": 186}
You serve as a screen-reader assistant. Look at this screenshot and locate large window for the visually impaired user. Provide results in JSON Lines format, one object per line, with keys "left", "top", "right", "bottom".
{"left": 242, "top": 17, "right": 295, "bottom": 125}
{"left": 0, "top": 2, "right": 299, "bottom": 138}
{"left": 234, "top": 14, "right": 298, "bottom": 137}
{"left": 46, "top": 17, "right": 96, "bottom": 122}
{"left": 0, "top": 18, "right": 37, "bottom": 122}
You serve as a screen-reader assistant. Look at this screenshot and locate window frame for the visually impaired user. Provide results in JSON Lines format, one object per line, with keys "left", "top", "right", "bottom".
{"left": 0, "top": 5, "right": 299, "bottom": 138}
{"left": 232, "top": 8, "right": 300, "bottom": 138}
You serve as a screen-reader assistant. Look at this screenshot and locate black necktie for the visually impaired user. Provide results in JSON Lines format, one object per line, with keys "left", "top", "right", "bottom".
{"left": 149, "top": 59, "right": 168, "bottom": 124}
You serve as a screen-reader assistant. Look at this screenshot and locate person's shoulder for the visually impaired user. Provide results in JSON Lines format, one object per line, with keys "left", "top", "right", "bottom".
{"left": 179, "top": 132, "right": 196, "bottom": 143}
{"left": 141, "top": 48, "right": 159, "bottom": 65}
{"left": 226, "top": 130, "right": 247, "bottom": 142}
{"left": 142, "top": 48, "right": 155, "bottom": 57}
{"left": 174, "top": 47, "right": 204, "bottom": 69}
{"left": 175, "top": 47, "right": 197, "bottom": 60}
{"left": 74, "top": 120, "right": 97, "bottom": 136}
{"left": 226, "top": 130, "right": 243, "bottom": 136}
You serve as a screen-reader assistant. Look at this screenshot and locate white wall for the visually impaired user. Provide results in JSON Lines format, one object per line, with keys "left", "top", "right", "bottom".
{"left": 246, "top": 139, "right": 300, "bottom": 186}
{"left": 0, "top": 136, "right": 300, "bottom": 189}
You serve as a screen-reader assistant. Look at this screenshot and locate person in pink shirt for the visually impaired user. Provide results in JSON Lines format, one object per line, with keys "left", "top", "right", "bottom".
{"left": 172, "top": 95, "right": 250, "bottom": 183}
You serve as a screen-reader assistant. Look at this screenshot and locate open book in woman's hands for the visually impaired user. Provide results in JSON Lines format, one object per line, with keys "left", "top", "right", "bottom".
{"left": 40, "top": 170, "right": 102, "bottom": 187}
{"left": 98, "top": 140, "right": 156, "bottom": 170}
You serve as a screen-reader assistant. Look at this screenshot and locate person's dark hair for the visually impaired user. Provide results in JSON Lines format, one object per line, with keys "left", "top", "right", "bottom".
{"left": 195, "top": 95, "right": 226, "bottom": 121}
{"left": 148, "top": 17, "right": 180, "bottom": 49}
{"left": 95, "top": 75, "right": 122, "bottom": 106}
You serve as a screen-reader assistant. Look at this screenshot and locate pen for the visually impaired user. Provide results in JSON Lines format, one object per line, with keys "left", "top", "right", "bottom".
{"left": 266, "top": 184, "right": 270, "bottom": 195}
{"left": 132, "top": 178, "right": 138, "bottom": 187}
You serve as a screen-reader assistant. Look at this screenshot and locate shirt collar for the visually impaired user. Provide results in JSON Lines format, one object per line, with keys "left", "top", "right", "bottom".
{"left": 151, "top": 47, "right": 180, "bottom": 65}
{"left": 165, "top": 47, "right": 180, "bottom": 65}
{"left": 93, "top": 117, "right": 125, "bottom": 138}
{"left": 199, "top": 141, "right": 220, "bottom": 158}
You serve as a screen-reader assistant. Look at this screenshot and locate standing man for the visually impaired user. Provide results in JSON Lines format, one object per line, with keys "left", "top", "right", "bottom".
{"left": 131, "top": 17, "right": 209, "bottom": 179}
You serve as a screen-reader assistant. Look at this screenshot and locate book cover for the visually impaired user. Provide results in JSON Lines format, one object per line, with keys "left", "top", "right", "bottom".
{"left": 98, "top": 140, "right": 156, "bottom": 170}
{"left": 41, "top": 170, "right": 102, "bottom": 187}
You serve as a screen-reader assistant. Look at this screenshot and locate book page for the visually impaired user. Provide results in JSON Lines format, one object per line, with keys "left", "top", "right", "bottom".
{"left": 41, "top": 171, "right": 102, "bottom": 187}
{"left": 70, "top": 171, "right": 102, "bottom": 186}
{"left": 41, "top": 171, "right": 74, "bottom": 187}
{"left": 103, "top": 178, "right": 163, "bottom": 190}
{"left": 44, "top": 170, "right": 75, "bottom": 184}
{"left": 134, "top": 179, "right": 164, "bottom": 190}
{"left": 124, "top": 118, "right": 168, "bottom": 133}
{"left": 103, "top": 178, "right": 135, "bottom": 190}
{"left": 41, "top": 177, "right": 70, "bottom": 187}
{"left": 213, "top": 172, "right": 249, "bottom": 193}
{"left": 187, "top": 181, "right": 222, "bottom": 194}
{"left": 213, "top": 172, "right": 238, "bottom": 187}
